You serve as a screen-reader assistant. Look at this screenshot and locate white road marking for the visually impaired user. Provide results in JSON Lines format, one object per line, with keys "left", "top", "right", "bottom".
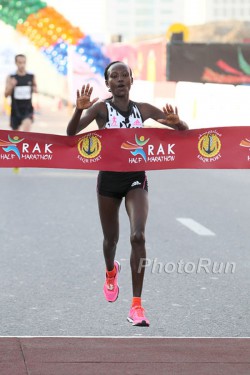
{"left": 176, "top": 218, "right": 215, "bottom": 236}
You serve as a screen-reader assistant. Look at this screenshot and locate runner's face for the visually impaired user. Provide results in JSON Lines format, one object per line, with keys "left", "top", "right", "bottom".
{"left": 106, "top": 63, "right": 133, "bottom": 97}
{"left": 15, "top": 57, "right": 26, "bottom": 73}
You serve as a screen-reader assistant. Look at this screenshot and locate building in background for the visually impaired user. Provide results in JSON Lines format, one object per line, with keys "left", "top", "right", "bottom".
{"left": 104, "top": 0, "right": 185, "bottom": 42}
{"left": 193, "top": 0, "right": 250, "bottom": 24}
{"left": 96, "top": 0, "right": 250, "bottom": 43}
{"left": 46, "top": 0, "right": 250, "bottom": 43}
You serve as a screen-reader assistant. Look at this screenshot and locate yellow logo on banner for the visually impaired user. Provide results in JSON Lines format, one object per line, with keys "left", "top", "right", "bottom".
{"left": 78, "top": 135, "right": 102, "bottom": 159}
{"left": 198, "top": 132, "right": 221, "bottom": 158}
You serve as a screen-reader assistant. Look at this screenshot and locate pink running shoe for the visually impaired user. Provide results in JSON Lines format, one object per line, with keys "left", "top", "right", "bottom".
{"left": 127, "top": 306, "right": 150, "bottom": 327}
{"left": 103, "top": 260, "right": 121, "bottom": 302}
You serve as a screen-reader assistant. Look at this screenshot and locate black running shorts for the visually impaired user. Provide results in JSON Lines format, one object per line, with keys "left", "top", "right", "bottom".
{"left": 10, "top": 107, "right": 34, "bottom": 130}
{"left": 97, "top": 171, "right": 148, "bottom": 199}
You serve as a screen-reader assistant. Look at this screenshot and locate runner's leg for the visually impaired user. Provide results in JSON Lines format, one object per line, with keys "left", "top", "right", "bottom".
{"left": 97, "top": 194, "right": 122, "bottom": 271}
{"left": 20, "top": 117, "right": 32, "bottom": 132}
{"left": 125, "top": 188, "right": 148, "bottom": 297}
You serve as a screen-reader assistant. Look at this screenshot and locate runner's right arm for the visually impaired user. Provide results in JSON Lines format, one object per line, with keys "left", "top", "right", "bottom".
{"left": 4, "top": 76, "right": 17, "bottom": 97}
{"left": 67, "top": 103, "right": 102, "bottom": 135}
{"left": 67, "top": 84, "right": 104, "bottom": 135}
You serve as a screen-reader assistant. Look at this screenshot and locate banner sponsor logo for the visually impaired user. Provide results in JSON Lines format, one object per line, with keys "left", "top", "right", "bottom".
{"left": 0, "top": 134, "right": 53, "bottom": 161}
{"left": 198, "top": 130, "right": 222, "bottom": 163}
{"left": 0, "top": 135, "right": 24, "bottom": 159}
{"left": 240, "top": 138, "right": 250, "bottom": 161}
{"left": 121, "top": 134, "right": 175, "bottom": 165}
{"left": 77, "top": 133, "right": 102, "bottom": 164}
{"left": 1, "top": 127, "right": 250, "bottom": 171}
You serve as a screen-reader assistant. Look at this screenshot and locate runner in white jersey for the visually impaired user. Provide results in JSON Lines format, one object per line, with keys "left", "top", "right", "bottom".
{"left": 67, "top": 61, "right": 188, "bottom": 326}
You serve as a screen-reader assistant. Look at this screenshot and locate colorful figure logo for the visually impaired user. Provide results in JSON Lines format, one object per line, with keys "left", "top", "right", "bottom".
{"left": 198, "top": 132, "right": 221, "bottom": 158}
{"left": 121, "top": 135, "right": 150, "bottom": 161}
{"left": 0, "top": 135, "right": 24, "bottom": 159}
{"left": 240, "top": 138, "right": 250, "bottom": 149}
{"left": 77, "top": 135, "right": 101, "bottom": 159}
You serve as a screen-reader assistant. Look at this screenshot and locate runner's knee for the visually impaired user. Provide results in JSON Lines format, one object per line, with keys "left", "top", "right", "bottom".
{"left": 130, "top": 231, "right": 145, "bottom": 247}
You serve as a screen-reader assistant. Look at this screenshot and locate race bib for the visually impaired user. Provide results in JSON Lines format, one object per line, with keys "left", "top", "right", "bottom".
{"left": 14, "top": 86, "right": 32, "bottom": 100}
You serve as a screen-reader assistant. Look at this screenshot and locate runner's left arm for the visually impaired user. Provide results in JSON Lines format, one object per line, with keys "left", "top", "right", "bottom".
{"left": 140, "top": 102, "right": 188, "bottom": 130}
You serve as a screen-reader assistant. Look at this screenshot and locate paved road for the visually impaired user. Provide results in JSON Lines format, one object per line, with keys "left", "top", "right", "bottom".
{"left": 0, "top": 165, "right": 249, "bottom": 337}
{"left": 1, "top": 97, "right": 249, "bottom": 337}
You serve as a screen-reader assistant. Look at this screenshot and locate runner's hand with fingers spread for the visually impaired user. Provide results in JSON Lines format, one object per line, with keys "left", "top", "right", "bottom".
{"left": 76, "top": 83, "right": 99, "bottom": 110}
{"left": 157, "top": 104, "right": 189, "bottom": 130}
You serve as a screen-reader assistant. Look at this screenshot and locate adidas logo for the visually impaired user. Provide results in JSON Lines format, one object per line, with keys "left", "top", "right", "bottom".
{"left": 131, "top": 181, "right": 141, "bottom": 187}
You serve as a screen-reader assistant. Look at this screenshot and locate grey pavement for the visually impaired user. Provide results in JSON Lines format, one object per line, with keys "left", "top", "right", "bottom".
{"left": 0, "top": 98, "right": 249, "bottom": 337}
{"left": 0, "top": 165, "right": 249, "bottom": 337}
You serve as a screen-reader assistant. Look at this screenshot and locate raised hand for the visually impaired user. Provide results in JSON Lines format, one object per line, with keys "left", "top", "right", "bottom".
{"left": 158, "top": 104, "right": 188, "bottom": 130}
{"left": 158, "top": 104, "right": 180, "bottom": 125}
{"left": 76, "top": 83, "right": 99, "bottom": 110}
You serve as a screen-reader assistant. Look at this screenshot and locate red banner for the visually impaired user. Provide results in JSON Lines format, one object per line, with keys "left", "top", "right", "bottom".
{"left": 0, "top": 127, "right": 250, "bottom": 171}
